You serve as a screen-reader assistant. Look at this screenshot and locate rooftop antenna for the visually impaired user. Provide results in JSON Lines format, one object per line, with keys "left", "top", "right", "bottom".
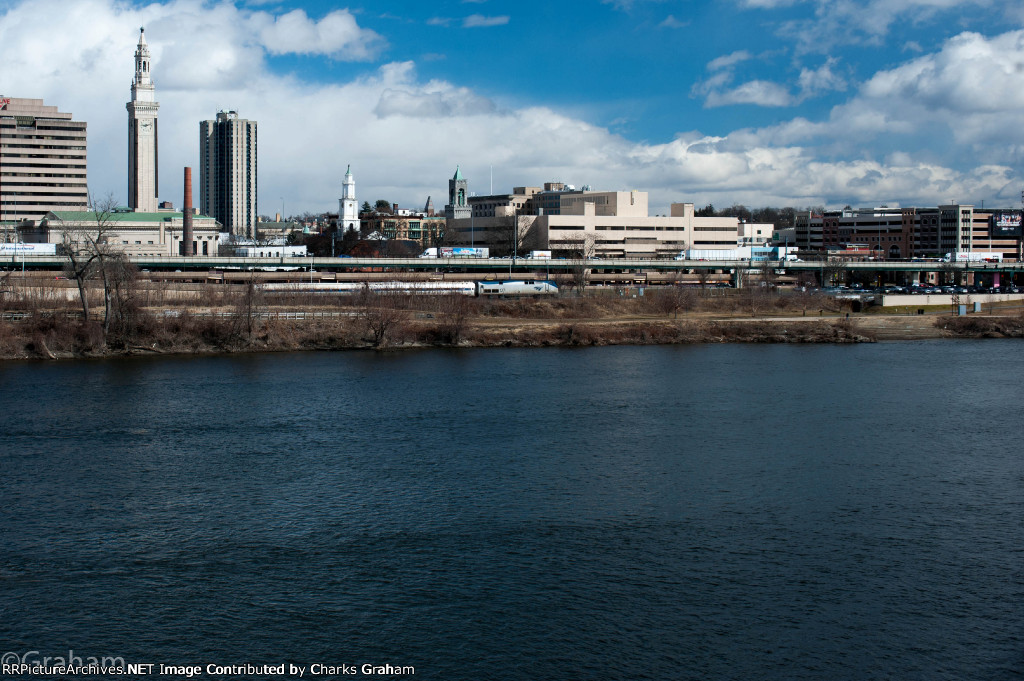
{"left": 490, "top": 165, "right": 493, "bottom": 195}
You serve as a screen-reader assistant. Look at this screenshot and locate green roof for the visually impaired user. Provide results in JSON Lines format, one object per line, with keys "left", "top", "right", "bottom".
{"left": 48, "top": 210, "right": 216, "bottom": 222}
{"left": 453, "top": 165, "right": 462, "bottom": 181}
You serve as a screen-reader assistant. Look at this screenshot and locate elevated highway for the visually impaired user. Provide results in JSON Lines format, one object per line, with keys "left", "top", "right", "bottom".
{"left": 5, "top": 254, "right": 1022, "bottom": 280}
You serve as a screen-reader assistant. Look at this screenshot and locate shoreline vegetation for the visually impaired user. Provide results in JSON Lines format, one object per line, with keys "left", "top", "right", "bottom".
{"left": 2, "top": 278, "right": 1024, "bottom": 361}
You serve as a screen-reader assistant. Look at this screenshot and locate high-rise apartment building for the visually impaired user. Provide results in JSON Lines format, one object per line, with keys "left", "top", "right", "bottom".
{"left": 0, "top": 97, "right": 88, "bottom": 224}
{"left": 126, "top": 28, "right": 160, "bottom": 213}
{"left": 200, "top": 110, "right": 257, "bottom": 237}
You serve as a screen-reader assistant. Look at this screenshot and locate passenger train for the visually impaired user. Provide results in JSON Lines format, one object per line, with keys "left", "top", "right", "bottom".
{"left": 259, "top": 280, "right": 558, "bottom": 297}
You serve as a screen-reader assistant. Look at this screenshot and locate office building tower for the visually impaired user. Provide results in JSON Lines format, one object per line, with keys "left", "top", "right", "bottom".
{"left": 0, "top": 97, "right": 88, "bottom": 223}
{"left": 200, "top": 110, "right": 257, "bottom": 236}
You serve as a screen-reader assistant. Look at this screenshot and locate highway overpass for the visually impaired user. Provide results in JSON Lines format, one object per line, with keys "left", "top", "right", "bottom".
{"left": 4, "top": 254, "right": 1022, "bottom": 279}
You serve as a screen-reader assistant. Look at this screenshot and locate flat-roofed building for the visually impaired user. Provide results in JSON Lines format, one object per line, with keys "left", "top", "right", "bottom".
{"left": 0, "top": 97, "right": 88, "bottom": 224}
{"left": 200, "top": 110, "right": 258, "bottom": 238}
{"left": 448, "top": 191, "right": 757, "bottom": 258}
{"left": 23, "top": 209, "right": 220, "bottom": 257}
{"left": 795, "top": 204, "right": 1022, "bottom": 260}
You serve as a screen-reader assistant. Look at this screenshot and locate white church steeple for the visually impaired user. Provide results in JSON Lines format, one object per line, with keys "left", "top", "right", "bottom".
{"left": 339, "top": 164, "right": 358, "bottom": 233}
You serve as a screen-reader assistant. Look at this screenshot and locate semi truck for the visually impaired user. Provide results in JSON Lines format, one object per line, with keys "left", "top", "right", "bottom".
{"left": 674, "top": 247, "right": 752, "bottom": 261}
{"left": 942, "top": 252, "right": 1003, "bottom": 262}
{"left": 525, "top": 250, "right": 552, "bottom": 259}
{"left": 419, "top": 247, "right": 489, "bottom": 258}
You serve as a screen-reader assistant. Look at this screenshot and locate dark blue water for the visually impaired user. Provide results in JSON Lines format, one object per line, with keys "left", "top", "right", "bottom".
{"left": 1, "top": 343, "right": 1022, "bottom": 680}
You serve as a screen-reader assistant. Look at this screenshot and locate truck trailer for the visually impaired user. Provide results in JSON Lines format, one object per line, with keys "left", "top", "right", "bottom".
{"left": 942, "top": 252, "right": 1004, "bottom": 262}
{"left": 419, "top": 247, "right": 489, "bottom": 258}
{"left": 675, "top": 247, "right": 752, "bottom": 261}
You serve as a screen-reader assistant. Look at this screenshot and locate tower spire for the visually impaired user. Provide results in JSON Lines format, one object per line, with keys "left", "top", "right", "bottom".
{"left": 127, "top": 26, "right": 160, "bottom": 212}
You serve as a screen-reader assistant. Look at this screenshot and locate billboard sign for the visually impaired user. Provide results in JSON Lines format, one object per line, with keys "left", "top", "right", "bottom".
{"left": 990, "top": 212, "right": 1022, "bottom": 237}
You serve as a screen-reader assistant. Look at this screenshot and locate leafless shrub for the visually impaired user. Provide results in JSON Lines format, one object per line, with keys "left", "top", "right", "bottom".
{"left": 938, "top": 315, "right": 1024, "bottom": 337}
{"left": 357, "top": 288, "right": 410, "bottom": 348}
{"left": 431, "top": 294, "right": 473, "bottom": 344}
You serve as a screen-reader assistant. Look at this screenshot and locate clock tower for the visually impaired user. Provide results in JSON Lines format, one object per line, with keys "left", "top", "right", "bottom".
{"left": 127, "top": 27, "right": 159, "bottom": 212}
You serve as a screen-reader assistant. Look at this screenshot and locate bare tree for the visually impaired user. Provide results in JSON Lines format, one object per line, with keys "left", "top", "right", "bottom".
{"left": 103, "top": 254, "right": 143, "bottom": 343}
{"left": 434, "top": 293, "right": 473, "bottom": 344}
{"left": 59, "top": 193, "right": 120, "bottom": 326}
{"left": 357, "top": 287, "right": 408, "bottom": 348}
{"left": 939, "top": 261, "right": 962, "bottom": 286}
{"left": 230, "top": 270, "right": 265, "bottom": 343}
{"left": 494, "top": 211, "right": 535, "bottom": 260}
{"left": 758, "top": 258, "right": 778, "bottom": 291}
{"left": 697, "top": 268, "right": 712, "bottom": 294}
{"left": 821, "top": 256, "right": 848, "bottom": 288}
{"left": 559, "top": 230, "right": 596, "bottom": 294}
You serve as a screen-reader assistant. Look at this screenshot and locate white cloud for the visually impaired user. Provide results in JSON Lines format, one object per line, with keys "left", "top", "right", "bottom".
{"left": 659, "top": 15, "right": 688, "bottom": 29}
{"left": 462, "top": 14, "right": 510, "bottom": 28}
{"left": 373, "top": 65, "right": 498, "bottom": 117}
{"left": 705, "top": 80, "right": 795, "bottom": 107}
{"left": 252, "top": 9, "right": 384, "bottom": 59}
{"left": 796, "top": 58, "right": 847, "bottom": 96}
{"left": 707, "top": 50, "right": 753, "bottom": 71}
{"left": 764, "top": 0, "right": 1010, "bottom": 53}
{"left": 0, "top": 0, "right": 1019, "bottom": 220}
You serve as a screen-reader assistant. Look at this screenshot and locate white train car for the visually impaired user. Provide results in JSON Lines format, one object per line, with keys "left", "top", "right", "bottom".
{"left": 260, "top": 281, "right": 477, "bottom": 296}
{"left": 476, "top": 280, "right": 558, "bottom": 296}
{"left": 260, "top": 280, "right": 558, "bottom": 297}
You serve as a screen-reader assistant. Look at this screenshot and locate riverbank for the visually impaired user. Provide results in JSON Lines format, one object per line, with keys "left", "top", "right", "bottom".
{"left": 3, "top": 298, "right": 1023, "bottom": 361}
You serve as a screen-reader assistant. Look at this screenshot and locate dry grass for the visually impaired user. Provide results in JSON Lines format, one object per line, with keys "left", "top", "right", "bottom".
{"left": 7, "top": 283, "right": 1013, "bottom": 360}
{"left": 937, "top": 314, "right": 1024, "bottom": 338}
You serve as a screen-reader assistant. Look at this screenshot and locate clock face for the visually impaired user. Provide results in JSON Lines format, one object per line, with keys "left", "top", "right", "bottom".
{"left": 140, "top": 120, "right": 152, "bottom": 132}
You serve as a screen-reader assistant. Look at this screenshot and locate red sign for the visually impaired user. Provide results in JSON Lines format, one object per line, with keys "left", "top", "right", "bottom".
{"left": 0, "top": 98, "right": 10, "bottom": 110}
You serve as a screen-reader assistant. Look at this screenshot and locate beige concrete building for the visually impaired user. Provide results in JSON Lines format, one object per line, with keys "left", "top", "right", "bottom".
{"left": 200, "top": 111, "right": 258, "bottom": 237}
{"left": 450, "top": 188, "right": 763, "bottom": 258}
{"left": 23, "top": 209, "right": 220, "bottom": 257}
{"left": 0, "top": 97, "right": 88, "bottom": 224}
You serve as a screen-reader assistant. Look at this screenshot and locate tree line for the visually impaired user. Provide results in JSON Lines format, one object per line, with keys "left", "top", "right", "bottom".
{"left": 694, "top": 204, "right": 825, "bottom": 228}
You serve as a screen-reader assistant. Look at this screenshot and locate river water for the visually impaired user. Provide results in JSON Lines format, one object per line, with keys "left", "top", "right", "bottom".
{"left": 1, "top": 342, "right": 1022, "bottom": 680}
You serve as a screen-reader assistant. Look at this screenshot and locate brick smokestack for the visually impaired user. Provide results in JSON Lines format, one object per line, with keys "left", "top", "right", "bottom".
{"left": 182, "top": 167, "right": 194, "bottom": 256}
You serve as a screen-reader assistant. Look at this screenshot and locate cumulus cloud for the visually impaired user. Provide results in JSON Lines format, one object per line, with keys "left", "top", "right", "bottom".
{"left": 695, "top": 54, "right": 846, "bottom": 108}
{"left": 373, "top": 65, "right": 498, "bottom": 117}
{"left": 760, "top": 29, "right": 1024, "bottom": 158}
{"left": 762, "top": 0, "right": 1009, "bottom": 53}
{"left": 796, "top": 58, "right": 847, "bottom": 96}
{"left": 252, "top": 9, "right": 384, "bottom": 59}
{"left": 1, "top": 0, "right": 1019, "bottom": 218}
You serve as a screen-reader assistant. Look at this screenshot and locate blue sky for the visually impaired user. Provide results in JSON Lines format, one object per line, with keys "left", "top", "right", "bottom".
{"left": 2, "top": 0, "right": 1023, "bottom": 215}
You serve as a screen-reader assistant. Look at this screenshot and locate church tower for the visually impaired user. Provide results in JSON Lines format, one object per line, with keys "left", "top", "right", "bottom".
{"left": 445, "top": 165, "right": 470, "bottom": 220}
{"left": 339, "top": 165, "right": 358, "bottom": 233}
{"left": 127, "top": 27, "right": 159, "bottom": 212}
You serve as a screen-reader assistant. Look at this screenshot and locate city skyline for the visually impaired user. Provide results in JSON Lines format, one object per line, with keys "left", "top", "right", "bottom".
{"left": 1, "top": 0, "right": 1022, "bottom": 216}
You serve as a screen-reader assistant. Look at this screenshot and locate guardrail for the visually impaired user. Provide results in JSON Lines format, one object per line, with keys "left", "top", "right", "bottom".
{"left": 6, "top": 254, "right": 1024, "bottom": 273}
